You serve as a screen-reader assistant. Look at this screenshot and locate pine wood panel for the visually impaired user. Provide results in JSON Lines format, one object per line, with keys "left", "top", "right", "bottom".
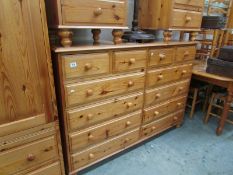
{"left": 174, "top": 0, "right": 204, "bottom": 11}
{"left": 67, "top": 92, "right": 143, "bottom": 131}
{"left": 69, "top": 111, "right": 141, "bottom": 152}
{"left": 26, "top": 162, "right": 62, "bottom": 175}
{"left": 149, "top": 48, "right": 175, "bottom": 67}
{"left": 65, "top": 72, "right": 145, "bottom": 107}
{"left": 175, "top": 46, "right": 196, "bottom": 62}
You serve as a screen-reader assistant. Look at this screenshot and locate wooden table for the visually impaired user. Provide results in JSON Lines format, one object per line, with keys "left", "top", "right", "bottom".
{"left": 192, "top": 61, "right": 233, "bottom": 135}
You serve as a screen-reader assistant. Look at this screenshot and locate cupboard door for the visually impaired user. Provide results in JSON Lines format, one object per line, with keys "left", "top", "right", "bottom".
{"left": 0, "top": 0, "right": 55, "bottom": 135}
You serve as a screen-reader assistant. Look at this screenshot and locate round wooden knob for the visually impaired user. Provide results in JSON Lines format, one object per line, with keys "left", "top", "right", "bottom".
{"left": 151, "top": 52, "right": 154, "bottom": 56}
{"left": 127, "top": 102, "right": 133, "bottom": 108}
{"left": 174, "top": 116, "right": 178, "bottom": 121}
{"left": 159, "top": 53, "right": 166, "bottom": 60}
{"left": 27, "top": 154, "right": 35, "bottom": 161}
{"left": 185, "top": 16, "right": 192, "bottom": 22}
{"left": 89, "top": 153, "right": 95, "bottom": 159}
{"left": 178, "top": 87, "right": 184, "bottom": 91}
{"left": 87, "top": 113, "right": 94, "bottom": 120}
{"left": 84, "top": 63, "right": 92, "bottom": 71}
{"left": 126, "top": 121, "right": 131, "bottom": 126}
{"left": 155, "top": 93, "right": 161, "bottom": 99}
{"left": 152, "top": 126, "right": 156, "bottom": 131}
{"left": 177, "top": 102, "right": 182, "bottom": 107}
{"left": 88, "top": 134, "right": 94, "bottom": 140}
{"left": 125, "top": 138, "right": 130, "bottom": 142}
{"left": 158, "top": 75, "right": 164, "bottom": 80}
{"left": 94, "top": 7, "right": 102, "bottom": 16}
{"left": 129, "top": 58, "right": 136, "bottom": 65}
{"left": 184, "top": 51, "right": 189, "bottom": 57}
{"left": 182, "top": 70, "right": 187, "bottom": 75}
{"left": 154, "top": 111, "right": 159, "bottom": 116}
{"left": 86, "top": 89, "right": 93, "bottom": 96}
{"left": 128, "top": 81, "right": 134, "bottom": 87}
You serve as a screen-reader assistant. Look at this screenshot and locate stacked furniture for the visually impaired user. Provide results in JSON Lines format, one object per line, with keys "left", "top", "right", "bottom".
{"left": 138, "top": 0, "right": 205, "bottom": 41}
{"left": 0, "top": 0, "right": 64, "bottom": 174}
{"left": 52, "top": 41, "right": 197, "bottom": 174}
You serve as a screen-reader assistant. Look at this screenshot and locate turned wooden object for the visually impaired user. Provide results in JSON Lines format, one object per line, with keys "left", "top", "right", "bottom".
{"left": 189, "top": 32, "right": 198, "bottom": 41}
{"left": 58, "top": 30, "right": 73, "bottom": 47}
{"left": 163, "top": 30, "right": 172, "bottom": 42}
{"left": 91, "top": 29, "right": 101, "bottom": 44}
{"left": 112, "top": 29, "right": 123, "bottom": 44}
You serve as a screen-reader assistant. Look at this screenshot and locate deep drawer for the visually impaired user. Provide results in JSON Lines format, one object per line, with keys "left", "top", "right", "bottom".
{"left": 149, "top": 48, "right": 175, "bottom": 67}
{"left": 174, "top": 0, "right": 204, "bottom": 11}
{"left": 175, "top": 46, "right": 196, "bottom": 62}
{"left": 26, "top": 162, "right": 62, "bottom": 175}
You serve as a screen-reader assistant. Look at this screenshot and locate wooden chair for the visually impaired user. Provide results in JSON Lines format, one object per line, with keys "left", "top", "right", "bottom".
{"left": 207, "top": 0, "right": 232, "bottom": 18}
{"left": 204, "top": 92, "right": 233, "bottom": 124}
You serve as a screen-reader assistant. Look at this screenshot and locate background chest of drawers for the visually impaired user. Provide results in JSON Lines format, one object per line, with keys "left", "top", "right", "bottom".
{"left": 53, "top": 41, "right": 196, "bottom": 174}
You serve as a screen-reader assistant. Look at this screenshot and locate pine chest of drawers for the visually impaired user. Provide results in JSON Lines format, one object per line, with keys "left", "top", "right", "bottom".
{"left": 53, "top": 42, "right": 196, "bottom": 175}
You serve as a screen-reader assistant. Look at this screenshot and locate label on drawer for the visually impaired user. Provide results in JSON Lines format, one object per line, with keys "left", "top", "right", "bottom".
{"left": 70, "top": 62, "right": 77, "bottom": 68}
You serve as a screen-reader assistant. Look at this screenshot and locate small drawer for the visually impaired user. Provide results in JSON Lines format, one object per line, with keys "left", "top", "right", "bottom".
{"left": 113, "top": 50, "right": 147, "bottom": 72}
{"left": 62, "top": 53, "right": 110, "bottom": 79}
{"left": 71, "top": 128, "right": 140, "bottom": 170}
{"left": 61, "top": 0, "right": 127, "bottom": 26}
{"left": 147, "top": 64, "right": 192, "bottom": 88}
{"left": 149, "top": 48, "right": 175, "bottom": 67}
{"left": 142, "top": 110, "right": 184, "bottom": 138}
{"left": 65, "top": 72, "right": 145, "bottom": 107}
{"left": 69, "top": 111, "right": 141, "bottom": 152}
{"left": 67, "top": 92, "right": 143, "bottom": 131}
{"left": 145, "top": 80, "right": 190, "bottom": 106}
{"left": 0, "top": 136, "right": 58, "bottom": 175}
{"left": 26, "top": 162, "right": 62, "bottom": 175}
{"left": 175, "top": 46, "right": 196, "bottom": 62}
{"left": 171, "top": 9, "right": 202, "bottom": 29}
{"left": 174, "top": 0, "right": 204, "bottom": 11}
{"left": 143, "top": 96, "right": 187, "bottom": 123}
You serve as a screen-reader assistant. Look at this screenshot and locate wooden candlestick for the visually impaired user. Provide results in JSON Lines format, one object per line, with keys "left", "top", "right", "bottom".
{"left": 58, "top": 30, "right": 73, "bottom": 47}
{"left": 163, "top": 30, "right": 172, "bottom": 42}
{"left": 91, "top": 29, "right": 101, "bottom": 44}
{"left": 112, "top": 29, "right": 123, "bottom": 44}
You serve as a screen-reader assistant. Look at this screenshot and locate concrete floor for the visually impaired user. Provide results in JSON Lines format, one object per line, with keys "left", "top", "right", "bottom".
{"left": 79, "top": 111, "right": 233, "bottom": 175}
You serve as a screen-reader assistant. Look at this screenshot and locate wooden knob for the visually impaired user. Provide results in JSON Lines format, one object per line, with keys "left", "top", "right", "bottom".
{"left": 155, "top": 93, "right": 161, "bottom": 99}
{"left": 125, "top": 138, "right": 130, "bottom": 142}
{"left": 178, "top": 87, "right": 184, "bottom": 91}
{"left": 127, "top": 102, "right": 133, "bottom": 108}
{"left": 84, "top": 63, "right": 92, "bottom": 71}
{"left": 185, "top": 16, "right": 192, "bottom": 22}
{"left": 158, "top": 75, "right": 164, "bottom": 80}
{"left": 128, "top": 81, "right": 134, "bottom": 87}
{"left": 126, "top": 121, "right": 131, "bottom": 126}
{"left": 151, "top": 52, "right": 154, "bottom": 56}
{"left": 174, "top": 116, "right": 178, "bottom": 121}
{"left": 177, "top": 102, "right": 182, "bottom": 107}
{"left": 87, "top": 113, "right": 94, "bottom": 120}
{"left": 27, "top": 154, "right": 35, "bottom": 161}
{"left": 129, "top": 58, "right": 136, "bottom": 65}
{"left": 159, "top": 53, "right": 166, "bottom": 60}
{"left": 89, "top": 153, "right": 95, "bottom": 159}
{"left": 182, "top": 70, "right": 187, "bottom": 75}
{"left": 154, "top": 111, "right": 159, "bottom": 116}
{"left": 88, "top": 134, "right": 94, "bottom": 140}
{"left": 152, "top": 126, "right": 156, "bottom": 131}
{"left": 94, "top": 7, "right": 102, "bottom": 16}
{"left": 86, "top": 89, "right": 93, "bottom": 96}
{"left": 184, "top": 51, "right": 189, "bottom": 57}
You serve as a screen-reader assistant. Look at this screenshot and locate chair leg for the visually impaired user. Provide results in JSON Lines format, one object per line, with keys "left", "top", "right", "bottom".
{"left": 204, "top": 93, "right": 215, "bottom": 124}
{"left": 190, "top": 88, "right": 198, "bottom": 119}
{"left": 202, "top": 85, "right": 213, "bottom": 113}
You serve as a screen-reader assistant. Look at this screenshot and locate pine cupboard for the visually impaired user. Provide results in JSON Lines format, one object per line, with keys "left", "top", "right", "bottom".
{"left": 0, "top": 0, "right": 64, "bottom": 174}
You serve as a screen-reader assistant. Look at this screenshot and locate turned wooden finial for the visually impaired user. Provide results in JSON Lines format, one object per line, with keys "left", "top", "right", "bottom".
{"left": 112, "top": 29, "right": 123, "bottom": 44}
{"left": 190, "top": 32, "right": 198, "bottom": 41}
{"left": 91, "top": 29, "right": 101, "bottom": 44}
{"left": 58, "top": 30, "right": 73, "bottom": 47}
{"left": 163, "top": 30, "right": 172, "bottom": 42}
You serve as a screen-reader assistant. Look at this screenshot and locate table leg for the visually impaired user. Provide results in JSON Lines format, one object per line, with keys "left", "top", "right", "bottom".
{"left": 216, "top": 89, "right": 233, "bottom": 135}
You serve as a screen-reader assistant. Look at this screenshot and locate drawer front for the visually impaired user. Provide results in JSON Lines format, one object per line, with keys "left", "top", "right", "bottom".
{"left": 149, "top": 48, "right": 175, "bottom": 67}
{"left": 113, "top": 50, "right": 147, "bottom": 72}
{"left": 61, "top": 0, "right": 127, "bottom": 26}
{"left": 175, "top": 46, "right": 196, "bottom": 62}
{"left": 65, "top": 72, "right": 145, "bottom": 107}
{"left": 145, "top": 80, "right": 190, "bottom": 106}
{"left": 67, "top": 92, "right": 143, "bottom": 131}
{"left": 69, "top": 111, "right": 141, "bottom": 152}
{"left": 26, "top": 162, "right": 62, "bottom": 175}
{"left": 147, "top": 64, "right": 192, "bottom": 88}
{"left": 142, "top": 111, "right": 184, "bottom": 138}
{"left": 0, "top": 136, "right": 58, "bottom": 175}
{"left": 171, "top": 9, "right": 202, "bottom": 29}
{"left": 174, "top": 0, "right": 204, "bottom": 11}
{"left": 62, "top": 53, "right": 110, "bottom": 79}
{"left": 71, "top": 128, "right": 140, "bottom": 170}
{"left": 143, "top": 96, "right": 187, "bottom": 123}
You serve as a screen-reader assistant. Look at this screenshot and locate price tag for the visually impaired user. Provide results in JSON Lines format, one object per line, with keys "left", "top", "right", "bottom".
{"left": 70, "top": 62, "right": 77, "bottom": 68}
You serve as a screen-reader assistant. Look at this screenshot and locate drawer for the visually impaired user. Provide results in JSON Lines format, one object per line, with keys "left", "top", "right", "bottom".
{"left": 113, "top": 50, "right": 147, "bottom": 72}
{"left": 143, "top": 96, "right": 187, "bottom": 124}
{"left": 26, "top": 162, "right": 62, "bottom": 175}
{"left": 149, "top": 48, "right": 175, "bottom": 67}
{"left": 71, "top": 128, "right": 140, "bottom": 170}
{"left": 175, "top": 46, "right": 196, "bottom": 62}
{"left": 62, "top": 53, "right": 110, "bottom": 79}
{"left": 61, "top": 0, "right": 127, "bottom": 26}
{"left": 67, "top": 92, "right": 143, "bottom": 131}
{"left": 145, "top": 80, "right": 190, "bottom": 106}
{"left": 0, "top": 136, "right": 58, "bottom": 175}
{"left": 65, "top": 72, "right": 145, "bottom": 107}
{"left": 69, "top": 111, "right": 141, "bottom": 152}
{"left": 147, "top": 64, "right": 192, "bottom": 88}
{"left": 142, "top": 110, "right": 184, "bottom": 138}
{"left": 171, "top": 9, "right": 202, "bottom": 29}
{"left": 174, "top": 0, "right": 204, "bottom": 11}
